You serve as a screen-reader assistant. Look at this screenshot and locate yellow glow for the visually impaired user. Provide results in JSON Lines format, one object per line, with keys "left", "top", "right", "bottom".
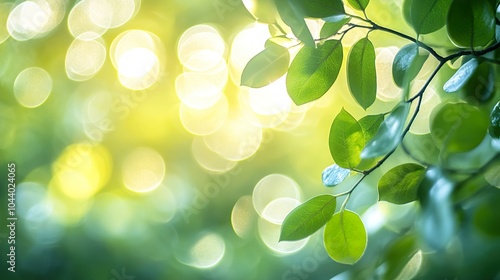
{"left": 88, "top": 0, "right": 138, "bottom": 29}
{"left": 229, "top": 23, "right": 270, "bottom": 85}
{"left": 376, "top": 47, "right": 401, "bottom": 101}
{"left": 0, "top": 3, "right": 13, "bottom": 44}
{"left": 110, "top": 30, "right": 165, "bottom": 90}
{"left": 67, "top": 0, "right": 108, "bottom": 40}
{"left": 14, "top": 67, "right": 52, "bottom": 108}
{"left": 252, "top": 174, "right": 302, "bottom": 216}
{"left": 191, "top": 137, "right": 237, "bottom": 173}
{"left": 258, "top": 217, "right": 308, "bottom": 255}
{"left": 66, "top": 37, "right": 106, "bottom": 81}
{"left": 177, "top": 25, "right": 225, "bottom": 71}
{"left": 52, "top": 143, "right": 112, "bottom": 200}
{"left": 231, "top": 196, "right": 256, "bottom": 239}
{"left": 203, "top": 116, "right": 263, "bottom": 161}
{"left": 187, "top": 233, "right": 226, "bottom": 269}
{"left": 261, "top": 197, "right": 300, "bottom": 225}
{"left": 122, "top": 147, "right": 165, "bottom": 193}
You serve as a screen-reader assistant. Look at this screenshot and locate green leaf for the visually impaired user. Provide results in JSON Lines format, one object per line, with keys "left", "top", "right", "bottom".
{"left": 347, "top": 38, "right": 377, "bottom": 110}
{"left": 356, "top": 114, "right": 385, "bottom": 170}
{"left": 403, "top": 133, "right": 440, "bottom": 165}
{"left": 361, "top": 103, "right": 411, "bottom": 158}
{"left": 447, "top": 0, "right": 496, "bottom": 48}
{"left": 274, "top": 0, "right": 315, "bottom": 47}
{"left": 324, "top": 210, "right": 367, "bottom": 264}
{"left": 280, "top": 195, "right": 337, "bottom": 241}
{"left": 489, "top": 102, "right": 500, "bottom": 139}
{"left": 378, "top": 163, "right": 426, "bottom": 204}
{"left": 473, "top": 193, "right": 500, "bottom": 237}
{"left": 392, "top": 44, "right": 429, "bottom": 88}
{"left": 383, "top": 234, "right": 419, "bottom": 280}
{"left": 409, "top": 0, "right": 452, "bottom": 34}
{"left": 241, "top": 42, "right": 290, "bottom": 88}
{"left": 347, "top": 0, "right": 370, "bottom": 11}
{"left": 320, "top": 16, "right": 350, "bottom": 38}
{"left": 290, "top": 0, "right": 345, "bottom": 18}
{"left": 322, "top": 164, "right": 351, "bottom": 187}
{"left": 463, "top": 62, "right": 495, "bottom": 103}
{"left": 443, "top": 58, "right": 478, "bottom": 93}
{"left": 329, "top": 109, "right": 364, "bottom": 169}
{"left": 287, "top": 40, "right": 343, "bottom": 105}
{"left": 430, "top": 102, "right": 489, "bottom": 153}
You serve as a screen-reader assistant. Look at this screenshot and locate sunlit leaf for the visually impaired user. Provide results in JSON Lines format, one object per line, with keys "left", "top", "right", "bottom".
{"left": 443, "top": 58, "right": 478, "bottom": 93}
{"left": 322, "top": 164, "right": 351, "bottom": 187}
{"left": 329, "top": 109, "right": 364, "bottom": 169}
{"left": 280, "top": 195, "right": 337, "bottom": 241}
{"left": 361, "top": 103, "right": 411, "bottom": 159}
{"left": 378, "top": 163, "right": 426, "bottom": 204}
{"left": 489, "top": 101, "right": 500, "bottom": 139}
{"left": 287, "top": 40, "right": 343, "bottom": 105}
{"left": 274, "top": 0, "right": 315, "bottom": 47}
{"left": 242, "top": 0, "right": 279, "bottom": 23}
{"left": 291, "top": 0, "right": 345, "bottom": 18}
{"left": 356, "top": 114, "right": 385, "bottom": 170}
{"left": 347, "top": 37, "right": 377, "bottom": 110}
{"left": 320, "top": 16, "right": 350, "bottom": 38}
{"left": 324, "top": 210, "right": 367, "bottom": 264}
{"left": 430, "top": 102, "right": 489, "bottom": 153}
{"left": 241, "top": 42, "right": 290, "bottom": 88}
{"left": 447, "top": 0, "right": 496, "bottom": 48}
{"left": 417, "top": 167, "right": 455, "bottom": 250}
{"left": 408, "top": 0, "right": 452, "bottom": 34}
{"left": 392, "top": 44, "right": 429, "bottom": 89}
{"left": 347, "top": 0, "right": 370, "bottom": 11}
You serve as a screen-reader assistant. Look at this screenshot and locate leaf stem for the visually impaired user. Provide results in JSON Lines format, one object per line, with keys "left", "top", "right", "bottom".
{"left": 334, "top": 175, "right": 366, "bottom": 197}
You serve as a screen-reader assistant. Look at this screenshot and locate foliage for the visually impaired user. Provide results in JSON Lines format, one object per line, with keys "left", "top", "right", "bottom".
{"left": 242, "top": 0, "right": 500, "bottom": 277}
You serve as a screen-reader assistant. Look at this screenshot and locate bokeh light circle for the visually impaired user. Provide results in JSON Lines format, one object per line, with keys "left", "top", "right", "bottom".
{"left": 122, "top": 147, "right": 166, "bottom": 193}
{"left": 14, "top": 67, "right": 52, "bottom": 108}
{"left": 65, "top": 37, "right": 107, "bottom": 81}
{"left": 252, "top": 174, "right": 302, "bottom": 216}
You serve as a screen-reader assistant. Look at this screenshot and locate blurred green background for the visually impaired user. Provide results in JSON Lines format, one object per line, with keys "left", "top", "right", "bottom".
{"left": 1, "top": 0, "right": 499, "bottom": 279}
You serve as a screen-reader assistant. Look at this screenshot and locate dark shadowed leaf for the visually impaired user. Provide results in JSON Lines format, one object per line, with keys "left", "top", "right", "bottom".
{"left": 382, "top": 234, "right": 419, "bottom": 280}
{"left": 356, "top": 114, "right": 385, "bottom": 170}
{"left": 361, "top": 103, "right": 411, "bottom": 158}
{"left": 430, "top": 102, "right": 489, "bottom": 153}
{"left": 443, "top": 58, "right": 478, "bottom": 93}
{"left": 409, "top": 0, "right": 452, "bottom": 34}
{"left": 324, "top": 210, "right": 367, "bottom": 264}
{"left": 274, "top": 0, "right": 315, "bottom": 47}
{"left": 280, "top": 195, "right": 337, "bottom": 241}
{"left": 287, "top": 40, "right": 343, "bottom": 105}
{"left": 378, "top": 163, "right": 426, "bottom": 204}
{"left": 447, "top": 0, "right": 495, "bottom": 48}
{"left": 320, "top": 16, "right": 350, "bottom": 38}
{"left": 347, "top": 38, "right": 377, "bottom": 110}
{"left": 322, "top": 164, "right": 351, "bottom": 187}
{"left": 392, "top": 44, "right": 429, "bottom": 88}
{"left": 241, "top": 42, "right": 290, "bottom": 88}
{"left": 463, "top": 62, "right": 495, "bottom": 103}
{"left": 329, "top": 109, "right": 364, "bottom": 169}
